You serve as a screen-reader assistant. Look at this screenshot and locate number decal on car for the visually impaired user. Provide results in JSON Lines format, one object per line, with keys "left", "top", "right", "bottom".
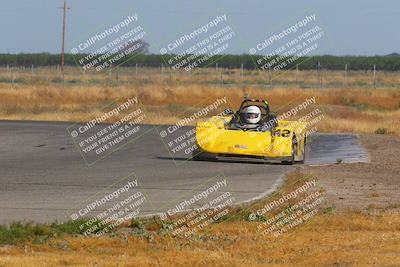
{"left": 281, "top": 129, "right": 291, "bottom": 137}
{"left": 274, "top": 129, "right": 291, "bottom": 137}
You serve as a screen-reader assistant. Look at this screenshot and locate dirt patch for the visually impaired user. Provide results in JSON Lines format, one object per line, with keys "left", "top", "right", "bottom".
{"left": 306, "top": 133, "right": 400, "bottom": 211}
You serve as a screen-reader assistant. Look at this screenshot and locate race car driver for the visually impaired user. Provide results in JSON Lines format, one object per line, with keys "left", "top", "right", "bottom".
{"left": 239, "top": 105, "right": 262, "bottom": 129}
{"left": 228, "top": 105, "right": 266, "bottom": 131}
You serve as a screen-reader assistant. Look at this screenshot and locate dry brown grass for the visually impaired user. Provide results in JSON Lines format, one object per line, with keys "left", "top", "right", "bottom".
{"left": 0, "top": 213, "right": 399, "bottom": 267}
{"left": 0, "top": 67, "right": 399, "bottom": 134}
{"left": 2, "top": 66, "right": 400, "bottom": 88}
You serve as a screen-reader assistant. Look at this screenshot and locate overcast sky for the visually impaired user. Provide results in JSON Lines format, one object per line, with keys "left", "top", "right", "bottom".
{"left": 1, "top": 0, "right": 399, "bottom": 55}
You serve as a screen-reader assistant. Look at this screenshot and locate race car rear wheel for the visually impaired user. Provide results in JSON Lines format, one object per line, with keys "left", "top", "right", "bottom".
{"left": 282, "top": 138, "right": 296, "bottom": 165}
{"left": 297, "top": 136, "right": 306, "bottom": 164}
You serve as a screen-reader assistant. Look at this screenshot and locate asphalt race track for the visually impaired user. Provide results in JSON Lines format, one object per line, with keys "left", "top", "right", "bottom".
{"left": 0, "top": 121, "right": 369, "bottom": 223}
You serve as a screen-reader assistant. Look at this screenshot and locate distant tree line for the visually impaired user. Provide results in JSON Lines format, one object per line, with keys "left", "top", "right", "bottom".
{"left": 1, "top": 53, "right": 400, "bottom": 71}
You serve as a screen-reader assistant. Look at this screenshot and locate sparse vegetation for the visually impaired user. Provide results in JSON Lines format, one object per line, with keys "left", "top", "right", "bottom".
{"left": 0, "top": 220, "right": 85, "bottom": 245}
{"left": 0, "top": 67, "right": 399, "bottom": 135}
{"left": 0, "top": 171, "right": 399, "bottom": 266}
{"left": 375, "top": 127, "right": 392, "bottom": 134}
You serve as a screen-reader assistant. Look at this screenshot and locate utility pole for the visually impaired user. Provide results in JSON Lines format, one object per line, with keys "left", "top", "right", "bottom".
{"left": 317, "top": 61, "right": 322, "bottom": 88}
{"left": 109, "top": 64, "right": 112, "bottom": 82}
{"left": 373, "top": 64, "right": 376, "bottom": 89}
{"left": 60, "top": 1, "right": 70, "bottom": 83}
{"left": 216, "top": 63, "right": 219, "bottom": 84}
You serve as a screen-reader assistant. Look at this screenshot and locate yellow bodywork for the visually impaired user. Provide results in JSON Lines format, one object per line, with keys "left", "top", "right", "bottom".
{"left": 195, "top": 115, "right": 307, "bottom": 160}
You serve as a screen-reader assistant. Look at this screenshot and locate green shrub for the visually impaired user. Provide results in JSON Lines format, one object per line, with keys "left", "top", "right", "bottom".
{"left": 375, "top": 128, "right": 388, "bottom": 134}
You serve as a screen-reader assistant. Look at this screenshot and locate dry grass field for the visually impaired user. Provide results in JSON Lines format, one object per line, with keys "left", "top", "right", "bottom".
{"left": 0, "top": 66, "right": 399, "bottom": 135}
{"left": 0, "top": 213, "right": 399, "bottom": 267}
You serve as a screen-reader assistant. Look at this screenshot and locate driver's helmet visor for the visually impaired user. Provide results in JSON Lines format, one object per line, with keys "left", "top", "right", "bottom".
{"left": 246, "top": 113, "right": 259, "bottom": 119}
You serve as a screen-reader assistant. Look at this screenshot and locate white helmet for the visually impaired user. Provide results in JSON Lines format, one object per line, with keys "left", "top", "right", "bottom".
{"left": 242, "top": 105, "right": 261, "bottom": 124}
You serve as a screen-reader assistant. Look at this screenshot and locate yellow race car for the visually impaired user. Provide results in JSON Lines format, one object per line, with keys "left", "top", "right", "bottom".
{"left": 193, "top": 98, "right": 307, "bottom": 164}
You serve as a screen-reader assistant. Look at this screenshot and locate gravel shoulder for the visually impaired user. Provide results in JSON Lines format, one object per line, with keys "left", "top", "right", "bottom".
{"left": 306, "top": 133, "right": 400, "bottom": 211}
